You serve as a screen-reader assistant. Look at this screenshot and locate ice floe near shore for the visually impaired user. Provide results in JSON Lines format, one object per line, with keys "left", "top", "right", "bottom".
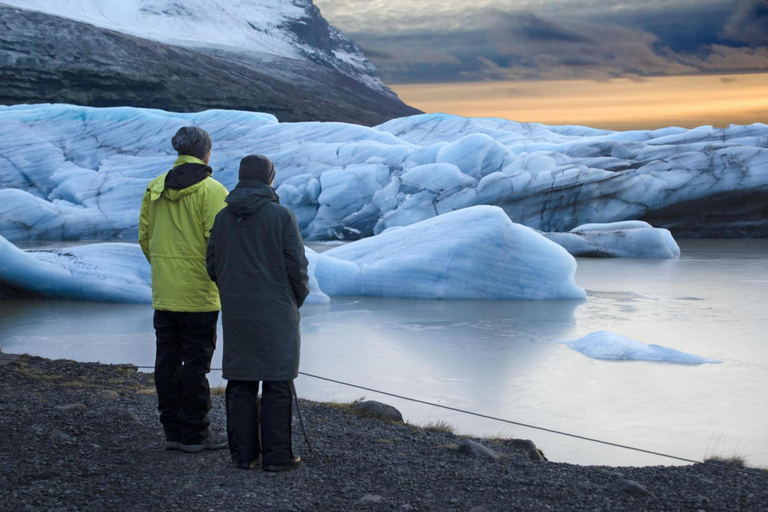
{"left": 0, "top": 235, "right": 151, "bottom": 303}
{"left": 310, "top": 206, "right": 586, "bottom": 300}
{"left": 1, "top": 104, "right": 767, "bottom": 242}
{"left": 0, "top": 207, "right": 585, "bottom": 302}
{"left": 557, "top": 331, "right": 720, "bottom": 364}
{"left": 542, "top": 221, "right": 681, "bottom": 258}
{"left": 0, "top": 235, "right": 330, "bottom": 304}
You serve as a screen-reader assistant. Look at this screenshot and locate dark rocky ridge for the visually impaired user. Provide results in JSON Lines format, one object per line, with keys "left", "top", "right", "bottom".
{"left": 0, "top": 5, "right": 421, "bottom": 126}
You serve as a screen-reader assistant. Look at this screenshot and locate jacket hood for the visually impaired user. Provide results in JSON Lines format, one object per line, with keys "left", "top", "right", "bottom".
{"left": 165, "top": 160, "right": 212, "bottom": 191}
{"left": 225, "top": 179, "right": 280, "bottom": 218}
{"left": 146, "top": 171, "right": 207, "bottom": 203}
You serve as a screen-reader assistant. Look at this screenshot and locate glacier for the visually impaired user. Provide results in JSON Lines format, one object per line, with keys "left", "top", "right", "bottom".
{"left": 0, "top": 207, "right": 585, "bottom": 302}
{"left": 556, "top": 331, "right": 721, "bottom": 364}
{"left": 0, "top": 234, "right": 330, "bottom": 304}
{"left": 1, "top": 104, "right": 767, "bottom": 244}
{"left": 541, "top": 221, "right": 681, "bottom": 258}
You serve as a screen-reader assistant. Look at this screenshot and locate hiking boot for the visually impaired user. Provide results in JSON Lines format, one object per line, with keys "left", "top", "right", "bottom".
{"left": 180, "top": 432, "right": 228, "bottom": 453}
{"left": 165, "top": 431, "right": 181, "bottom": 451}
{"left": 235, "top": 456, "right": 262, "bottom": 470}
{"left": 263, "top": 456, "right": 302, "bottom": 472}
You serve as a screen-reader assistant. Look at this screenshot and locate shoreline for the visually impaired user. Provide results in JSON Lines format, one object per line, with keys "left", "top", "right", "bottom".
{"left": 1, "top": 352, "right": 766, "bottom": 511}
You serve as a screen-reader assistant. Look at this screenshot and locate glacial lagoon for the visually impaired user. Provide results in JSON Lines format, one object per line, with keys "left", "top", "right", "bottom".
{"left": 1, "top": 239, "right": 767, "bottom": 467}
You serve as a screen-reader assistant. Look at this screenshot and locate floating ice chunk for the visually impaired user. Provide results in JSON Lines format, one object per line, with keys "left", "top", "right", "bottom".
{"left": 570, "top": 221, "right": 654, "bottom": 232}
{"left": 542, "top": 221, "right": 680, "bottom": 258}
{"left": 0, "top": 235, "right": 151, "bottom": 302}
{"left": 303, "top": 248, "right": 330, "bottom": 305}
{"left": 311, "top": 206, "right": 586, "bottom": 300}
{"left": 0, "top": 235, "right": 329, "bottom": 304}
{"left": 557, "top": 331, "right": 721, "bottom": 364}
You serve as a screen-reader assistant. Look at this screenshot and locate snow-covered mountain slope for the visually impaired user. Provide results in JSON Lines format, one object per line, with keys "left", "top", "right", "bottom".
{"left": 0, "top": 4, "right": 420, "bottom": 125}
{"left": 3, "top": 0, "right": 392, "bottom": 98}
{"left": 1, "top": 105, "right": 766, "bottom": 243}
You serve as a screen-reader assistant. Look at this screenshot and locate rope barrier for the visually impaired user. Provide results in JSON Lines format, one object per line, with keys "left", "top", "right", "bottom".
{"left": 20, "top": 359, "right": 763, "bottom": 474}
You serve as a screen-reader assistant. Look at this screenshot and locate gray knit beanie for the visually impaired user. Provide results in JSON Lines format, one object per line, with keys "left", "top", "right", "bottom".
{"left": 239, "top": 154, "right": 275, "bottom": 185}
{"left": 171, "top": 126, "right": 212, "bottom": 161}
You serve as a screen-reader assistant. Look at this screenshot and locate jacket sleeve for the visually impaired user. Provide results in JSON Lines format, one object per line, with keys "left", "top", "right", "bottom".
{"left": 138, "top": 190, "right": 151, "bottom": 263}
{"left": 283, "top": 212, "right": 310, "bottom": 307}
{"left": 206, "top": 213, "right": 219, "bottom": 283}
{"left": 203, "top": 182, "right": 229, "bottom": 240}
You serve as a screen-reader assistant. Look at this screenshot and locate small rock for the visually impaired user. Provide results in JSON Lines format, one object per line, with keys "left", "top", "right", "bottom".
{"left": 457, "top": 440, "right": 500, "bottom": 460}
{"left": 115, "top": 410, "right": 140, "bottom": 423}
{"left": 55, "top": 403, "right": 87, "bottom": 412}
{"left": 51, "top": 429, "right": 75, "bottom": 443}
{"left": 610, "top": 480, "right": 657, "bottom": 499}
{"left": 354, "top": 401, "right": 404, "bottom": 422}
{"left": 0, "top": 353, "right": 19, "bottom": 366}
{"left": 359, "top": 494, "right": 384, "bottom": 504}
{"left": 508, "top": 439, "right": 546, "bottom": 461}
{"left": 91, "top": 390, "right": 119, "bottom": 401}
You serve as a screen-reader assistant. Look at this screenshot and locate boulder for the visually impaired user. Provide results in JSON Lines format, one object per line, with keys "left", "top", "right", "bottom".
{"left": 457, "top": 440, "right": 500, "bottom": 460}
{"left": 353, "top": 401, "right": 404, "bottom": 422}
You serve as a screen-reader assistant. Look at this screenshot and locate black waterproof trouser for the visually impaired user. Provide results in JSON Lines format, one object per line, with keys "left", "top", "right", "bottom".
{"left": 226, "top": 380, "right": 295, "bottom": 466}
{"left": 153, "top": 310, "right": 218, "bottom": 444}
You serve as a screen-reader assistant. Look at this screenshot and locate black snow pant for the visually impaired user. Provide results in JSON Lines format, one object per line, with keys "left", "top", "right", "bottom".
{"left": 153, "top": 310, "right": 218, "bottom": 445}
{"left": 226, "top": 380, "right": 295, "bottom": 466}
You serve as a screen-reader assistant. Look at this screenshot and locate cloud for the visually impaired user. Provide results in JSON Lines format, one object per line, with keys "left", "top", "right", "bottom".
{"left": 315, "top": 0, "right": 768, "bottom": 84}
{"left": 722, "top": 0, "right": 768, "bottom": 44}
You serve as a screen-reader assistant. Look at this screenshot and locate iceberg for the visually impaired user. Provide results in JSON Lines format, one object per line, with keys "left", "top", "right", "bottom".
{"left": 309, "top": 206, "right": 586, "bottom": 300}
{"left": 556, "top": 331, "right": 721, "bottom": 364}
{"left": 1, "top": 105, "right": 767, "bottom": 243}
{"left": 0, "top": 236, "right": 151, "bottom": 303}
{"left": 0, "top": 205, "right": 584, "bottom": 303}
{"left": 0, "top": 235, "right": 329, "bottom": 304}
{"left": 542, "top": 221, "right": 681, "bottom": 258}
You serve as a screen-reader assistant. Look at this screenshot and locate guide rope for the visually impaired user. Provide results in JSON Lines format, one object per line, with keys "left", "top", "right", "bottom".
{"left": 31, "top": 360, "right": 760, "bottom": 473}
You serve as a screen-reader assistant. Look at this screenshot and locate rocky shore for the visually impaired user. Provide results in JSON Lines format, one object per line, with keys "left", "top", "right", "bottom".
{"left": 0, "top": 352, "right": 766, "bottom": 511}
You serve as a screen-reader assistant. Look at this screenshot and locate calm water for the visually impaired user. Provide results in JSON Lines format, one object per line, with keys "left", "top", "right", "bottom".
{"left": 1, "top": 240, "right": 766, "bottom": 467}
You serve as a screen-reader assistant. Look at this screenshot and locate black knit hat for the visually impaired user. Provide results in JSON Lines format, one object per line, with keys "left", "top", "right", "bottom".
{"left": 171, "top": 126, "right": 212, "bottom": 161}
{"left": 239, "top": 154, "right": 275, "bottom": 185}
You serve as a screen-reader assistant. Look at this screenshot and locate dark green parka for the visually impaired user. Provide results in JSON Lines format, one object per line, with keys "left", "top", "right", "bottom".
{"left": 206, "top": 179, "right": 310, "bottom": 381}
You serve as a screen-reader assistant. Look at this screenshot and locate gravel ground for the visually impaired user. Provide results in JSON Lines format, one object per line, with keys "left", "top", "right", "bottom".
{"left": 1, "top": 353, "right": 766, "bottom": 512}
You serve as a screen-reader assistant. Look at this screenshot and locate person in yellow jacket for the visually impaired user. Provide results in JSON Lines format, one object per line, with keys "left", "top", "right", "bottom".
{"left": 139, "top": 126, "right": 229, "bottom": 453}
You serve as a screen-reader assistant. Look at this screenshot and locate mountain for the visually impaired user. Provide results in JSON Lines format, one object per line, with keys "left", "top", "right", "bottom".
{"left": 0, "top": 1, "right": 421, "bottom": 125}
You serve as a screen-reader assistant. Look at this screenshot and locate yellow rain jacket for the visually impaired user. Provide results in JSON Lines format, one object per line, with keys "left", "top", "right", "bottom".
{"left": 139, "top": 156, "right": 229, "bottom": 312}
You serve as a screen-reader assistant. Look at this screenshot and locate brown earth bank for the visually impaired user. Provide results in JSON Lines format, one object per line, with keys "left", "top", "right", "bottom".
{"left": 0, "top": 351, "right": 766, "bottom": 512}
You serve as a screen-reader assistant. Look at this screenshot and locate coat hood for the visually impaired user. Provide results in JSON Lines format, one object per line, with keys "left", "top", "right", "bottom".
{"left": 165, "top": 162, "right": 212, "bottom": 191}
{"left": 225, "top": 179, "right": 280, "bottom": 218}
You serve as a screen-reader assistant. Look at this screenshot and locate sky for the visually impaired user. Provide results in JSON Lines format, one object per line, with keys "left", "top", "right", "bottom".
{"left": 315, "top": 0, "right": 768, "bottom": 129}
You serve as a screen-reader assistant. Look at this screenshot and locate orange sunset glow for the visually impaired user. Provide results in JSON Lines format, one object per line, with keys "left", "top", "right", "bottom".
{"left": 392, "top": 73, "right": 768, "bottom": 130}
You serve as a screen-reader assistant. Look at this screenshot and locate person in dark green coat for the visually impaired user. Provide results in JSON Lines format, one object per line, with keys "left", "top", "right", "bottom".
{"left": 206, "top": 154, "right": 310, "bottom": 472}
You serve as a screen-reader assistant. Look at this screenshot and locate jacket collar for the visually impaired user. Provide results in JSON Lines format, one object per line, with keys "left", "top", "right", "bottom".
{"left": 225, "top": 180, "right": 280, "bottom": 217}
{"left": 173, "top": 155, "right": 208, "bottom": 168}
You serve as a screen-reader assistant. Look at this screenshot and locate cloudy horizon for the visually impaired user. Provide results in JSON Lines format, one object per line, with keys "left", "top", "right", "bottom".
{"left": 316, "top": 0, "right": 768, "bottom": 128}
{"left": 316, "top": 0, "right": 768, "bottom": 84}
